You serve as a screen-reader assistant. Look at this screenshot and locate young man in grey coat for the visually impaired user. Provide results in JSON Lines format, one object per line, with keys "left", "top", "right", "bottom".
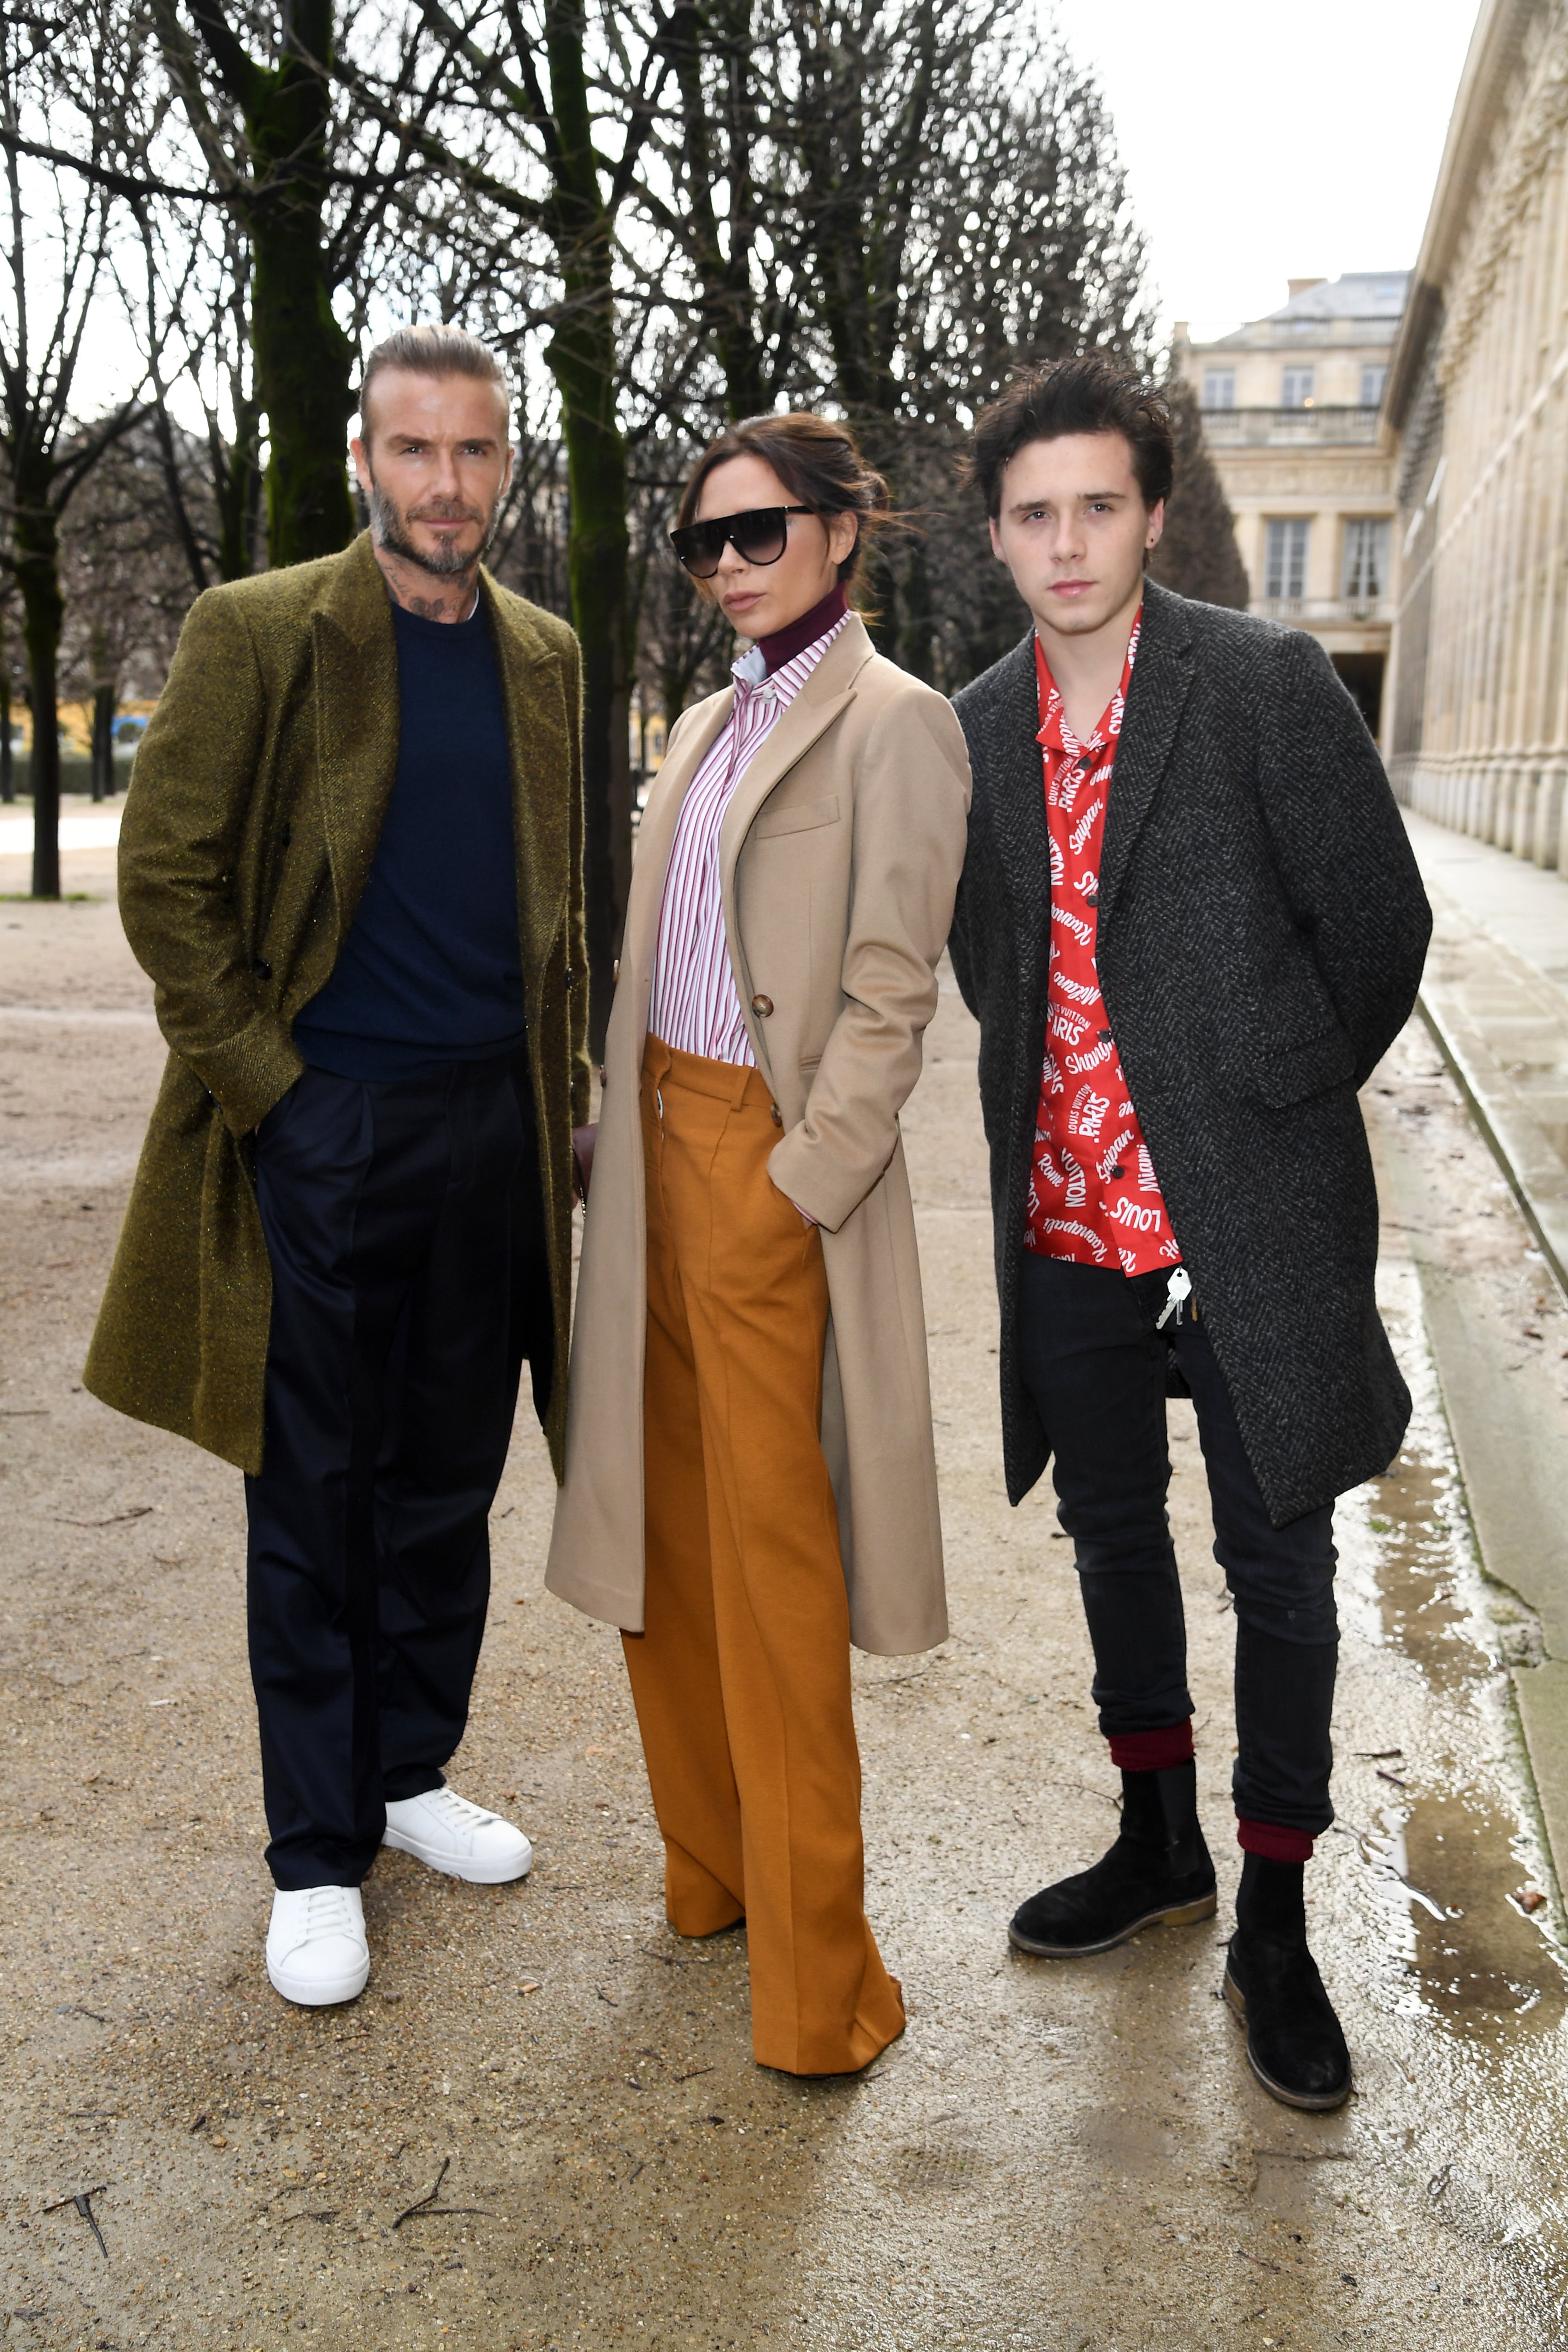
{"left": 948, "top": 356, "right": 1431, "bottom": 2110}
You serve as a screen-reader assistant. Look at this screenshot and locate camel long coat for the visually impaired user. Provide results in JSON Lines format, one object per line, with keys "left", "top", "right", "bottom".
{"left": 544, "top": 616, "right": 971, "bottom": 1656}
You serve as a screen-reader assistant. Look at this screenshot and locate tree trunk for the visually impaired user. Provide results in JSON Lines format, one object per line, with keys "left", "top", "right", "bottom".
{"left": 668, "top": 0, "right": 766, "bottom": 420}
{"left": 91, "top": 683, "right": 116, "bottom": 803}
{"left": 215, "top": 392, "right": 264, "bottom": 581}
{"left": 186, "top": 0, "right": 356, "bottom": 570}
{"left": 898, "top": 530, "right": 936, "bottom": 683}
{"left": 0, "top": 674, "right": 12, "bottom": 805}
{"left": 15, "top": 455, "right": 63, "bottom": 897}
{"left": 543, "top": 0, "right": 634, "bottom": 1058}
{"left": 248, "top": 201, "right": 356, "bottom": 567}
{"left": 549, "top": 314, "right": 632, "bottom": 1062}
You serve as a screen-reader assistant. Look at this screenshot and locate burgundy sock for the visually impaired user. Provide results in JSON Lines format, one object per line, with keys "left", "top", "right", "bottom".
{"left": 1237, "top": 1818, "right": 1314, "bottom": 1864}
{"left": 1107, "top": 1723, "right": 1195, "bottom": 1773}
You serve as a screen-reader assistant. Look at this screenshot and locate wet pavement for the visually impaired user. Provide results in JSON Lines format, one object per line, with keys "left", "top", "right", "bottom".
{"left": 2, "top": 855, "right": 1568, "bottom": 2347}
{"left": 1406, "top": 809, "right": 1568, "bottom": 1288}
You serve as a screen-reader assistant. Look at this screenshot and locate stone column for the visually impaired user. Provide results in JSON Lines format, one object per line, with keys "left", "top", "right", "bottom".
{"left": 1535, "top": 762, "right": 1565, "bottom": 868}
{"left": 1513, "top": 765, "right": 1540, "bottom": 858}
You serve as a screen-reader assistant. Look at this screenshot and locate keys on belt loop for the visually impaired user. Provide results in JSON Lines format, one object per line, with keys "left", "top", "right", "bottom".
{"left": 1155, "top": 1266, "right": 1192, "bottom": 1330}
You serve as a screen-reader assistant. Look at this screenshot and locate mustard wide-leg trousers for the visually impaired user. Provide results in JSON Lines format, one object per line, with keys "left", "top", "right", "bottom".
{"left": 623, "top": 1037, "right": 905, "bottom": 2076}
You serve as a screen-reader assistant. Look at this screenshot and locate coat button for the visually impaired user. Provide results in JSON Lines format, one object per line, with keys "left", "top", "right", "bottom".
{"left": 252, "top": 957, "right": 272, "bottom": 980}
{"left": 770, "top": 1103, "right": 783, "bottom": 1127}
{"left": 751, "top": 993, "right": 773, "bottom": 1016}
{"left": 612, "top": 959, "right": 620, "bottom": 984}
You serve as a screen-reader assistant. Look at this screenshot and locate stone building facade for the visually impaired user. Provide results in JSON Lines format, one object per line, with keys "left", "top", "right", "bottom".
{"left": 1173, "top": 275, "right": 1407, "bottom": 738}
{"left": 1385, "top": 0, "right": 1568, "bottom": 877}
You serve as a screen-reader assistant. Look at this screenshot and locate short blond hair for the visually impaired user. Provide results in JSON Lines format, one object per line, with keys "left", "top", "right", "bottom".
{"left": 359, "top": 324, "right": 509, "bottom": 441}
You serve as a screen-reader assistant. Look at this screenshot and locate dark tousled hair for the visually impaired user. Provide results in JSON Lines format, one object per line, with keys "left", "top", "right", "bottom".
{"left": 675, "top": 411, "right": 890, "bottom": 593}
{"left": 359, "top": 323, "right": 509, "bottom": 443}
{"left": 966, "top": 357, "right": 1174, "bottom": 518}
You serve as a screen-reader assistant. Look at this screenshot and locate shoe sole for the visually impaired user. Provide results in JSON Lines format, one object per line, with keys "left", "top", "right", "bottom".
{"left": 267, "top": 1952, "right": 370, "bottom": 2007}
{"left": 1008, "top": 1886, "right": 1217, "bottom": 1958}
{"left": 1223, "top": 1964, "right": 1353, "bottom": 2111}
{"left": 381, "top": 1827, "right": 532, "bottom": 1884}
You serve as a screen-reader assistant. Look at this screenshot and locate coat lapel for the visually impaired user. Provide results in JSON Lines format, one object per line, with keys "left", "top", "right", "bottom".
{"left": 310, "top": 534, "right": 401, "bottom": 948}
{"left": 1099, "top": 583, "right": 1195, "bottom": 926}
{"left": 485, "top": 574, "right": 569, "bottom": 989}
{"left": 719, "top": 618, "right": 871, "bottom": 886}
{"left": 982, "top": 632, "right": 1053, "bottom": 996}
{"left": 718, "top": 619, "right": 871, "bottom": 1025}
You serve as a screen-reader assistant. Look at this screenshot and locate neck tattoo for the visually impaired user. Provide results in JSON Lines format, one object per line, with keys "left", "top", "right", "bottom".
{"left": 373, "top": 545, "right": 479, "bottom": 625}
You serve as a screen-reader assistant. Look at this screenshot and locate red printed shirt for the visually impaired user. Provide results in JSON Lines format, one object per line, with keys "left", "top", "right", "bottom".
{"left": 1024, "top": 612, "right": 1181, "bottom": 1276}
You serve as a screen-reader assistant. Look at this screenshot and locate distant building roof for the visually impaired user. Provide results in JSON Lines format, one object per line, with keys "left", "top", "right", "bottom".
{"left": 1264, "top": 271, "right": 1410, "bottom": 322}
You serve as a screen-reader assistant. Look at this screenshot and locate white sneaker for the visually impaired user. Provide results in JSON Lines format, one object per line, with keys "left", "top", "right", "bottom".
{"left": 266, "top": 1884, "right": 370, "bottom": 2007}
{"left": 382, "top": 1786, "right": 533, "bottom": 1884}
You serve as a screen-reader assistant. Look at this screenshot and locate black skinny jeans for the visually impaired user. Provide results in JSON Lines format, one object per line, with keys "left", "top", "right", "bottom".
{"left": 1016, "top": 1252, "right": 1338, "bottom": 1837}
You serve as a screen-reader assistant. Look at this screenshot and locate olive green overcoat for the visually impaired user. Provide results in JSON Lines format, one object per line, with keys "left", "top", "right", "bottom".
{"left": 84, "top": 531, "right": 590, "bottom": 1478}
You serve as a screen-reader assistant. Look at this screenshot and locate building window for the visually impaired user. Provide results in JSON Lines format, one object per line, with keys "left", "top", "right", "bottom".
{"left": 1342, "top": 517, "right": 1390, "bottom": 602}
{"left": 1360, "top": 364, "right": 1388, "bottom": 407}
{"left": 1265, "top": 518, "right": 1311, "bottom": 600}
{"left": 1281, "top": 367, "right": 1315, "bottom": 409}
{"left": 1202, "top": 369, "right": 1236, "bottom": 410}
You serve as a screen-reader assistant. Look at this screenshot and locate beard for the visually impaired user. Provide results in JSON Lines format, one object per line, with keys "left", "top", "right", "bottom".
{"left": 366, "top": 471, "right": 503, "bottom": 577}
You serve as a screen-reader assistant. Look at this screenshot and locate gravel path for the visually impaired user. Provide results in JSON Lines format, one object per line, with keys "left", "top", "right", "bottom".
{"left": 2, "top": 846, "right": 1565, "bottom": 2349}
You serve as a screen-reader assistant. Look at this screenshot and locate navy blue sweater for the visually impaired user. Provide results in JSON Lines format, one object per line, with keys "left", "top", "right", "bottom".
{"left": 294, "top": 596, "right": 525, "bottom": 1081}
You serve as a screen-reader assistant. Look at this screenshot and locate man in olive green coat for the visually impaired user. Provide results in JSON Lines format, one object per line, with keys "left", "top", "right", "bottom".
{"left": 86, "top": 324, "right": 588, "bottom": 2008}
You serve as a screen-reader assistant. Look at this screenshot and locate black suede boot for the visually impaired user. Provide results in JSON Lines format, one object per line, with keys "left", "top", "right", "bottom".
{"left": 1224, "top": 1852, "right": 1352, "bottom": 2110}
{"left": 1008, "top": 1760, "right": 1217, "bottom": 1957}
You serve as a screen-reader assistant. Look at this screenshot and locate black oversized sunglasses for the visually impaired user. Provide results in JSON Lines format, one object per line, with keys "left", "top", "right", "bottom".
{"left": 669, "top": 504, "right": 815, "bottom": 578}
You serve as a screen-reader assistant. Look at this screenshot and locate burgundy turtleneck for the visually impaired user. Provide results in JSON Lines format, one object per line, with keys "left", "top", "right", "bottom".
{"left": 757, "top": 583, "right": 849, "bottom": 675}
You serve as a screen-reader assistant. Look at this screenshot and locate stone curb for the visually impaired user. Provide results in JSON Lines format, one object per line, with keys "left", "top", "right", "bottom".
{"left": 1416, "top": 987, "right": 1568, "bottom": 1301}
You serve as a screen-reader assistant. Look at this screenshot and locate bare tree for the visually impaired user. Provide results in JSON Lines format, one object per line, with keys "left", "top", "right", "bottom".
{"left": 151, "top": 0, "right": 354, "bottom": 565}
{"left": 0, "top": 0, "right": 151, "bottom": 894}
{"left": 124, "top": 198, "right": 264, "bottom": 591}
{"left": 626, "top": 0, "right": 1155, "bottom": 689}
{"left": 149, "top": 0, "right": 479, "bottom": 569}
{"left": 0, "top": 584, "right": 19, "bottom": 802}
{"left": 785, "top": 2, "right": 1153, "bottom": 676}
{"left": 60, "top": 413, "right": 198, "bottom": 797}
{"left": 2, "top": 0, "right": 1166, "bottom": 909}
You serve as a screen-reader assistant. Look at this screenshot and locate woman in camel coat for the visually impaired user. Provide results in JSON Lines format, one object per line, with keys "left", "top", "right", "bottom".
{"left": 546, "top": 412, "right": 971, "bottom": 2075}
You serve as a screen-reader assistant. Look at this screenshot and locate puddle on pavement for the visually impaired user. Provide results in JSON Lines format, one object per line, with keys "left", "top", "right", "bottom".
{"left": 1353, "top": 1438, "right": 1567, "bottom": 2051}
{"left": 1404, "top": 1792, "right": 1563, "bottom": 2044}
{"left": 1364, "top": 1453, "right": 1474, "bottom": 1694}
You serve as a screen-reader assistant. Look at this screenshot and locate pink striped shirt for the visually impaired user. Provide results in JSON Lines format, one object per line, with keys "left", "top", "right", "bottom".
{"left": 649, "top": 613, "right": 850, "bottom": 1064}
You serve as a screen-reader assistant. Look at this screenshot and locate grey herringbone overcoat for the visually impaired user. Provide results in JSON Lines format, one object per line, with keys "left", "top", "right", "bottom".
{"left": 949, "top": 580, "right": 1432, "bottom": 1527}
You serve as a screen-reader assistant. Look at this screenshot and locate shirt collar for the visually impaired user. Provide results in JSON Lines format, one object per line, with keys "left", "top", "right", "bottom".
{"left": 732, "top": 604, "right": 851, "bottom": 702}
{"left": 1034, "top": 607, "right": 1143, "bottom": 757}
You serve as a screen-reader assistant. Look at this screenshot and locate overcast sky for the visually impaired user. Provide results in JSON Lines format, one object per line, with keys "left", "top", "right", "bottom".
{"left": 1049, "top": 0, "right": 1484, "bottom": 339}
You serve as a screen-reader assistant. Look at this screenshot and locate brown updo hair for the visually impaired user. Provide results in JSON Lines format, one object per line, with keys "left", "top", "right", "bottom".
{"left": 675, "top": 411, "right": 890, "bottom": 599}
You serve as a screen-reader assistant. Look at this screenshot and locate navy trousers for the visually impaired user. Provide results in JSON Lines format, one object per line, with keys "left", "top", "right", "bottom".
{"left": 1015, "top": 1252, "right": 1339, "bottom": 1837}
{"left": 245, "top": 1051, "right": 552, "bottom": 1888}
